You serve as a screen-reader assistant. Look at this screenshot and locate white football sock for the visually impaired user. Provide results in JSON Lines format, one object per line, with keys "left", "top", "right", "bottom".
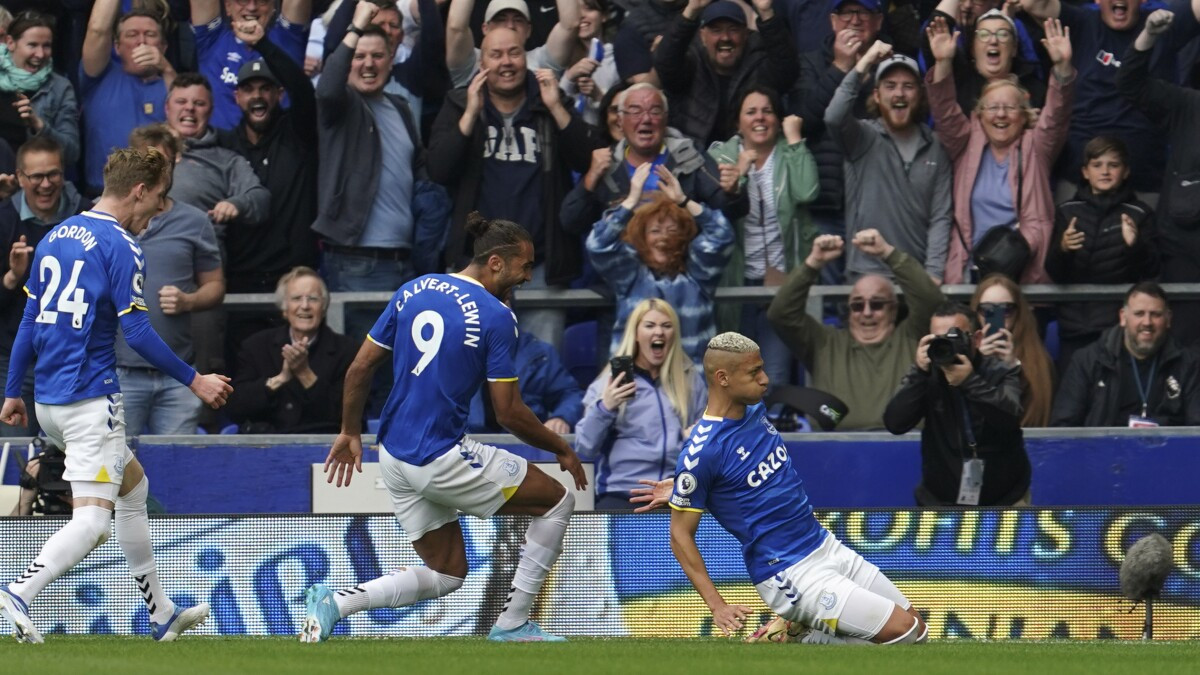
{"left": 334, "top": 567, "right": 463, "bottom": 618}
{"left": 799, "top": 630, "right": 872, "bottom": 645}
{"left": 9, "top": 505, "right": 112, "bottom": 604}
{"left": 495, "top": 491, "right": 574, "bottom": 630}
{"left": 115, "top": 476, "right": 175, "bottom": 624}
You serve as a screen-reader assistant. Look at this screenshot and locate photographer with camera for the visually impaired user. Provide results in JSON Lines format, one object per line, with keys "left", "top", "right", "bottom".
{"left": 9, "top": 440, "right": 71, "bottom": 517}
{"left": 883, "top": 302, "right": 1031, "bottom": 507}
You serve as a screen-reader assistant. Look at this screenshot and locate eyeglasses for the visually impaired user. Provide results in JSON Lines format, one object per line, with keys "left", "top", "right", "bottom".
{"left": 978, "top": 302, "right": 1016, "bottom": 316}
{"left": 19, "top": 169, "right": 63, "bottom": 185}
{"left": 835, "top": 8, "right": 876, "bottom": 20}
{"left": 621, "top": 106, "right": 665, "bottom": 120}
{"left": 289, "top": 295, "right": 323, "bottom": 305}
{"left": 982, "top": 103, "right": 1021, "bottom": 115}
{"left": 975, "top": 28, "right": 1013, "bottom": 42}
{"left": 231, "top": 0, "right": 274, "bottom": 6}
{"left": 849, "top": 299, "right": 895, "bottom": 313}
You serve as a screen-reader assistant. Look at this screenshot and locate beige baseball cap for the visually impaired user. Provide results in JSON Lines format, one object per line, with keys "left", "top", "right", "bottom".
{"left": 485, "top": 0, "right": 531, "bottom": 22}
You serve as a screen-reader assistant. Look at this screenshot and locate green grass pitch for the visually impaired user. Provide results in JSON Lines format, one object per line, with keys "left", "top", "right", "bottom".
{"left": 2, "top": 638, "right": 1200, "bottom": 675}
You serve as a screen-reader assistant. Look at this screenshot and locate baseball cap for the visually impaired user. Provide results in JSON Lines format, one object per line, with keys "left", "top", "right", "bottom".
{"left": 764, "top": 386, "right": 851, "bottom": 432}
{"left": 830, "top": 0, "right": 882, "bottom": 13}
{"left": 237, "top": 59, "right": 280, "bottom": 87}
{"left": 975, "top": 8, "right": 1017, "bottom": 30}
{"left": 484, "top": 0, "right": 531, "bottom": 22}
{"left": 874, "top": 53, "right": 920, "bottom": 82}
{"left": 700, "top": 1, "right": 746, "bottom": 28}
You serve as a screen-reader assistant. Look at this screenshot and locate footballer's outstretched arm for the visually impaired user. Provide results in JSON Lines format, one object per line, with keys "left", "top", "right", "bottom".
{"left": 489, "top": 378, "right": 588, "bottom": 490}
{"left": 325, "top": 339, "right": 390, "bottom": 487}
{"left": 670, "top": 507, "right": 751, "bottom": 636}
{"left": 339, "top": 339, "right": 390, "bottom": 436}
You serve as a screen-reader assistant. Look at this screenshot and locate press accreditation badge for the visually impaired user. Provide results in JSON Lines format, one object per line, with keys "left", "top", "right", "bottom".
{"left": 957, "top": 458, "right": 985, "bottom": 506}
{"left": 1128, "top": 415, "right": 1159, "bottom": 428}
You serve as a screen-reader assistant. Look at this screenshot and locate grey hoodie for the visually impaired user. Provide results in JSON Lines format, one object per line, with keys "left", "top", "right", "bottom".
{"left": 825, "top": 69, "right": 952, "bottom": 280}
{"left": 171, "top": 128, "right": 271, "bottom": 242}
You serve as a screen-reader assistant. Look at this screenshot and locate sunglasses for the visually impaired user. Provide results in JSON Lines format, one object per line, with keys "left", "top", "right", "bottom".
{"left": 978, "top": 302, "right": 1016, "bottom": 316}
{"left": 849, "top": 299, "right": 895, "bottom": 314}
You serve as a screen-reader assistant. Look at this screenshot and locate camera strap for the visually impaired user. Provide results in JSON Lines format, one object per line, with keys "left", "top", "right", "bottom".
{"left": 955, "top": 391, "right": 978, "bottom": 456}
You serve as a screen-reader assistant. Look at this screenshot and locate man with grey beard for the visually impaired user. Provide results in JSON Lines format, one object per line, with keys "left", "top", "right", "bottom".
{"left": 1051, "top": 282, "right": 1200, "bottom": 427}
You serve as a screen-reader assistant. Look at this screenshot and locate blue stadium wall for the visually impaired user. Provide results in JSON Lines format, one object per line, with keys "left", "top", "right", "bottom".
{"left": 2, "top": 509, "right": 1199, "bottom": 639}
{"left": 2, "top": 430, "right": 1196, "bottom": 512}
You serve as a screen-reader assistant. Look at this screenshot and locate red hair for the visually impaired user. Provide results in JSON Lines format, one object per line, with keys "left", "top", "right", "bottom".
{"left": 620, "top": 194, "right": 697, "bottom": 276}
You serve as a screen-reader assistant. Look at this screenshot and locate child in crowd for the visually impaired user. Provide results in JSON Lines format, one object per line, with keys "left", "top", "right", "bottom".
{"left": 1045, "top": 136, "right": 1159, "bottom": 372}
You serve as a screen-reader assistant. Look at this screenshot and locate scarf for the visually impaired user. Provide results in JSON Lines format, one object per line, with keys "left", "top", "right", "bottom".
{"left": 0, "top": 44, "right": 50, "bottom": 94}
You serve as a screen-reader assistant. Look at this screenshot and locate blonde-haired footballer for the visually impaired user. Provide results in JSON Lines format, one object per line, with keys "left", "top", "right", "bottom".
{"left": 632, "top": 332, "right": 928, "bottom": 644}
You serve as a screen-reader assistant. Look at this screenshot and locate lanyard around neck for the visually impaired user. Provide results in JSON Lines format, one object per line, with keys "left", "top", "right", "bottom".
{"left": 1129, "top": 352, "right": 1158, "bottom": 418}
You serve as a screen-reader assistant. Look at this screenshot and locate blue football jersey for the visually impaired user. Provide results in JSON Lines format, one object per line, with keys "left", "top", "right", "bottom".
{"left": 669, "top": 402, "right": 827, "bottom": 583}
{"left": 24, "top": 211, "right": 149, "bottom": 405}
{"left": 369, "top": 273, "right": 519, "bottom": 465}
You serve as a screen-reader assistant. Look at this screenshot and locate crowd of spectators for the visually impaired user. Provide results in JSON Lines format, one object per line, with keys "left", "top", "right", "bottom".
{"left": 4, "top": 0, "right": 1200, "bottom": 504}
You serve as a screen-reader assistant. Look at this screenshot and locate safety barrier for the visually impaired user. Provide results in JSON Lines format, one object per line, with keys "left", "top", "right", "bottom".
{"left": 222, "top": 283, "right": 1200, "bottom": 333}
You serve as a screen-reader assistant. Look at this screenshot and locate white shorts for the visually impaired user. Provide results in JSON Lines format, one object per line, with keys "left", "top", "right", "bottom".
{"left": 755, "top": 534, "right": 905, "bottom": 640}
{"left": 379, "top": 437, "right": 528, "bottom": 542}
{"left": 36, "top": 394, "right": 129, "bottom": 493}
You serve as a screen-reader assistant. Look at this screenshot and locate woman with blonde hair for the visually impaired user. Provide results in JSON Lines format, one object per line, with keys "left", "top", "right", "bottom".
{"left": 970, "top": 274, "right": 1054, "bottom": 427}
{"left": 574, "top": 298, "right": 707, "bottom": 509}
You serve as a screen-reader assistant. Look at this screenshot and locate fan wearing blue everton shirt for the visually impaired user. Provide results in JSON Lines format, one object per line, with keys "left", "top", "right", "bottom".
{"left": 303, "top": 213, "right": 587, "bottom": 643}
{"left": 0, "top": 148, "right": 233, "bottom": 644}
{"left": 635, "top": 332, "right": 928, "bottom": 645}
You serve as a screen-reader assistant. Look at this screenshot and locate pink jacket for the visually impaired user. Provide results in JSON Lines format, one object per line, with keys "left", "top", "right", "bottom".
{"left": 926, "top": 69, "right": 1075, "bottom": 283}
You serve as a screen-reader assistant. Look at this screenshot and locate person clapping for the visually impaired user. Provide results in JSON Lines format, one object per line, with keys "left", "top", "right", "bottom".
{"left": 226, "top": 267, "right": 359, "bottom": 433}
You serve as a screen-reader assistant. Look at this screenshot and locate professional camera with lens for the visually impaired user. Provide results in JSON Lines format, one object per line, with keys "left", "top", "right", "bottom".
{"left": 928, "top": 328, "right": 971, "bottom": 367}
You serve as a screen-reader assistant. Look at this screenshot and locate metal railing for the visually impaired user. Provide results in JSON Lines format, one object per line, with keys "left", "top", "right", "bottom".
{"left": 221, "top": 283, "right": 1200, "bottom": 334}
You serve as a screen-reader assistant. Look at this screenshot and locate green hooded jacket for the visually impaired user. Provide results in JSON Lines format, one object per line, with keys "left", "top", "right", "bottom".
{"left": 707, "top": 134, "right": 820, "bottom": 331}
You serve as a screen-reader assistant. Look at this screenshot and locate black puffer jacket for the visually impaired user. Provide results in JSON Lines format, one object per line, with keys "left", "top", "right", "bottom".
{"left": 1116, "top": 43, "right": 1200, "bottom": 264}
{"left": 619, "top": 0, "right": 685, "bottom": 43}
{"left": 788, "top": 35, "right": 870, "bottom": 214}
{"left": 1046, "top": 183, "right": 1158, "bottom": 339}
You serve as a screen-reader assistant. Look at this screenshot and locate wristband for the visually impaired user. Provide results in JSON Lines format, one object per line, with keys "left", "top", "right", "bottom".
{"left": 676, "top": 196, "right": 689, "bottom": 208}
{"left": 348, "top": 25, "right": 365, "bottom": 36}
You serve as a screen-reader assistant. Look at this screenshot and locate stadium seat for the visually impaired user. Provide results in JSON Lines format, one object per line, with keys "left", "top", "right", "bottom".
{"left": 1044, "top": 320, "right": 1060, "bottom": 363}
{"left": 367, "top": 419, "right": 381, "bottom": 435}
{"left": 562, "top": 320, "right": 600, "bottom": 388}
{"left": 220, "top": 424, "right": 239, "bottom": 435}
